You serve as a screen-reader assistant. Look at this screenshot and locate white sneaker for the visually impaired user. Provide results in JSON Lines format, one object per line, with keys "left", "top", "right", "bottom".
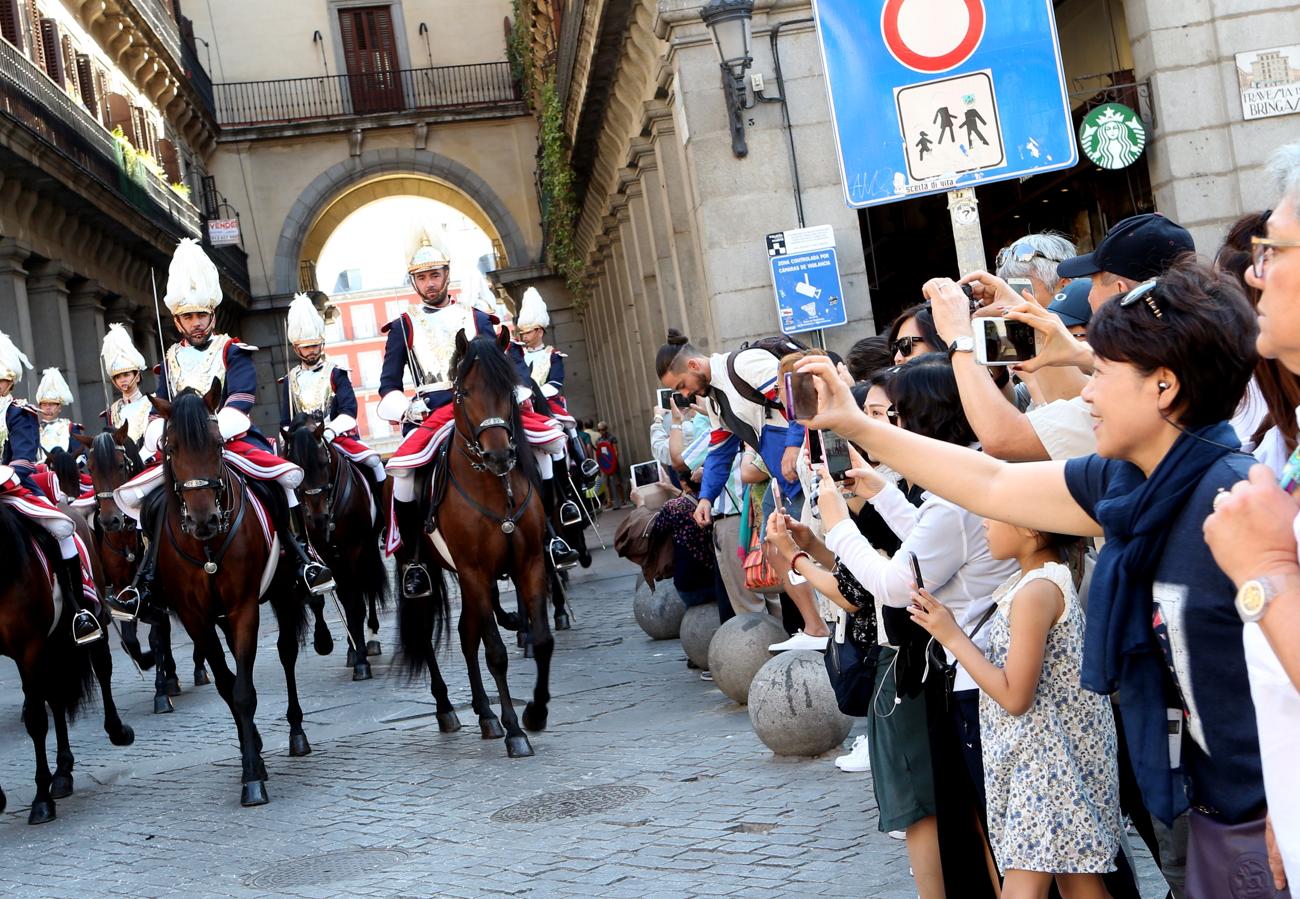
{"left": 767, "top": 630, "right": 829, "bottom": 652}
{"left": 835, "top": 735, "right": 870, "bottom": 772}
{"left": 890, "top": 830, "right": 907, "bottom": 841}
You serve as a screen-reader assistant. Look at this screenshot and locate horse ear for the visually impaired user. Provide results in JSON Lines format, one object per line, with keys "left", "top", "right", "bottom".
{"left": 455, "top": 328, "right": 469, "bottom": 357}
{"left": 313, "top": 419, "right": 325, "bottom": 439}
{"left": 113, "top": 420, "right": 130, "bottom": 445}
{"left": 150, "top": 395, "right": 172, "bottom": 419}
{"left": 204, "top": 377, "right": 222, "bottom": 412}
{"left": 496, "top": 326, "right": 510, "bottom": 351}
{"left": 74, "top": 433, "right": 94, "bottom": 448}
{"left": 70, "top": 440, "right": 87, "bottom": 460}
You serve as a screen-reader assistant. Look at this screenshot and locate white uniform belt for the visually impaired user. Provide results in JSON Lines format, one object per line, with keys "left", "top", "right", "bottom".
{"left": 416, "top": 381, "right": 452, "bottom": 393}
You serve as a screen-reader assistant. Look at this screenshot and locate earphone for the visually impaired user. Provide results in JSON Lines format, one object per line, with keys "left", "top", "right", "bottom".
{"left": 1158, "top": 381, "right": 1170, "bottom": 391}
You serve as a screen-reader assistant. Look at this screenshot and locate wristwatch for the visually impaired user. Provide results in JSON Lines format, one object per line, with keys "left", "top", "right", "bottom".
{"left": 948, "top": 335, "right": 975, "bottom": 356}
{"left": 1235, "top": 576, "right": 1284, "bottom": 623}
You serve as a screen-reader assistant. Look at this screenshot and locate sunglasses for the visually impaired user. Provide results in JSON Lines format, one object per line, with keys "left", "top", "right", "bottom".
{"left": 996, "top": 241, "right": 1063, "bottom": 268}
{"left": 1119, "top": 279, "right": 1163, "bottom": 319}
{"left": 892, "top": 336, "right": 929, "bottom": 357}
{"left": 1251, "top": 235, "right": 1300, "bottom": 281}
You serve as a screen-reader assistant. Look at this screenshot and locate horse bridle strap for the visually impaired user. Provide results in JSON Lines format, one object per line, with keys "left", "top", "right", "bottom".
{"left": 178, "top": 477, "right": 224, "bottom": 492}
{"left": 165, "top": 468, "right": 248, "bottom": 577}
{"left": 448, "top": 465, "right": 534, "bottom": 535}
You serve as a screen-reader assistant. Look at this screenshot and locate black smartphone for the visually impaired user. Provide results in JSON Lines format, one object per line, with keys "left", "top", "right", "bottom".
{"left": 824, "top": 432, "right": 852, "bottom": 482}
{"left": 672, "top": 393, "right": 691, "bottom": 409}
{"left": 808, "top": 428, "right": 825, "bottom": 465}
{"left": 908, "top": 551, "right": 924, "bottom": 590}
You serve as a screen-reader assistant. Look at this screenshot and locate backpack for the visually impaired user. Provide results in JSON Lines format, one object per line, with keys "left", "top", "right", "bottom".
{"left": 725, "top": 335, "right": 811, "bottom": 411}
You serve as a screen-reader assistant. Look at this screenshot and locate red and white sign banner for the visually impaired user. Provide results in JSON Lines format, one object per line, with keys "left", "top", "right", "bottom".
{"left": 207, "top": 219, "right": 241, "bottom": 247}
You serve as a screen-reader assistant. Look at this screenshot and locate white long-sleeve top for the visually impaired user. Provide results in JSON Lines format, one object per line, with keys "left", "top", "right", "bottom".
{"left": 825, "top": 481, "right": 1018, "bottom": 692}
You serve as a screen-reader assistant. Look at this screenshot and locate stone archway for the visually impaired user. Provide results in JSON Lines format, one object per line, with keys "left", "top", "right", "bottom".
{"left": 273, "top": 148, "right": 531, "bottom": 296}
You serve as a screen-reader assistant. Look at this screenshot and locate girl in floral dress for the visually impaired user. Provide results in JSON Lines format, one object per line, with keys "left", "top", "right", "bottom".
{"left": 910, "top": 520, "right": 1122, "bottom": 899}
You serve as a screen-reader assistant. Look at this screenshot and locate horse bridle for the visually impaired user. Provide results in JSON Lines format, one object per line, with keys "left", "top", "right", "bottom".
{"left": 452, "top": 386, "right": 517, "bottom": 474}
{"left": 299, "top": 434, "right": 348, "bottom": 538}
{"left": 92, "top": 441, "right": 142, "bottom": 564}
{"left": 164, "top": 417, "right": 233, "bottom": 538}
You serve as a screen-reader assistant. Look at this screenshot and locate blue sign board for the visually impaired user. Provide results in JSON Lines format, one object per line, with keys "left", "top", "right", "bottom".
{"left": 767, "top": 226, "right": 847, "bottom": 335}
{"left": 812, "top": 0, "right": 1077, "bottom": 208}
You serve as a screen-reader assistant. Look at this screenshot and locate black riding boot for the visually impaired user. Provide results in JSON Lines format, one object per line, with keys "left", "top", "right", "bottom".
{"left": 394, "top": 499, "right": 433, "bottom": 599}
{"left": 63, "top": 558, "right": 104, "bottom": 645}
{"left": 286, "top": 504, "right": 335, "bottom": 594}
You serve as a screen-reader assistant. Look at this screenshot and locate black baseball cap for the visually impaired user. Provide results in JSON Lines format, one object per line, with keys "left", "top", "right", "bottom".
{"left": 1057, "top": 213, "right": 1195, "bottom": 281}
{"left": 1047, "top": 280, "right": 1092, "bottom": 328}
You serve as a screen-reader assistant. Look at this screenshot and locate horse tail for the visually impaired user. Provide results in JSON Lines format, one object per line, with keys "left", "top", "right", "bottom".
{"left": 356, "top": 522, "right": 389, "bottom": 613}
{"left": 396, "top": 568, "right": 449, "bottom": 681}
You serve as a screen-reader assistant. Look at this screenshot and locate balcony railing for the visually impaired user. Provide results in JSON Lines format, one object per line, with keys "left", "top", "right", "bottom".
{"left": 0, "top": 37, "right": 202, "bottom": 239}
{"left": 121, "top": 0, "right": 183, "bottom": 67}
{"left": 214, "top": 62, "right": 521, "bottom": 127}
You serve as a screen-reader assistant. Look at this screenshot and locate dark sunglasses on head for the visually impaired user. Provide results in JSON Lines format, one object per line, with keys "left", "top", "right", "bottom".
{"left": 892, "top": 336, "right": 928, "bottom": 357}
{"left": 1119, "top": 279, "right": 1163, "bottom": 319}
{"left": 997, "top": 241, "right": 1063, "bottom": 267}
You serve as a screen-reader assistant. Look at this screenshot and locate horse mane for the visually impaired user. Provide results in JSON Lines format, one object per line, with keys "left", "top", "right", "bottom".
{"left": 170, "top": 389, "right": 218, "bottom": 454}
{"left": 454, "top": 335, "right": 539, "bottom": 485}
{"left": 45, "top": 446, "right": 81, "bottom": 496}
{"left": 91, "top": 431, "right": 119, "bottom": 478}
{"left": 287, "top": 413, "right": 328, "bottom": 485}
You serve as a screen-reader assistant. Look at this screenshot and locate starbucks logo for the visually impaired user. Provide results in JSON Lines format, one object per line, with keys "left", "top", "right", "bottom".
{"left": 1079, "top": 103, "right": 1147, "bottom": 170}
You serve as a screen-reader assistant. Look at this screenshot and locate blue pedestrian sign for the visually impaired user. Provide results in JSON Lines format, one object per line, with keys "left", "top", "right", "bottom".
{"left": 812, "top": 0, "right": 1077, "bottom": 208}
{"left": 767, "top": 225, "right": 847, "bottom": 335}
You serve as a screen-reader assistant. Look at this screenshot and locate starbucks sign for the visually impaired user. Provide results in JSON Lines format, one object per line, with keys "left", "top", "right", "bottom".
{"left": 1079, "top": 103, "right": 1147, "bottom": 170}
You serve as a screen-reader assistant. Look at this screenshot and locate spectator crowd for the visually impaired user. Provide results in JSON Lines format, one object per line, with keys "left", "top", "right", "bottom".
{"left": 610, "top": 141, "right": 1300, "bottom": 899}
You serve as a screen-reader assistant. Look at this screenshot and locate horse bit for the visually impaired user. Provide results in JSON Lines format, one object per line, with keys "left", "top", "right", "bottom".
{"left": 452, "top": 387, "right": 528, "bottom": 535}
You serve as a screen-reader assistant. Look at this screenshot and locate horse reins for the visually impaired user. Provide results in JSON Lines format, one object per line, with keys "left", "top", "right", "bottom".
{"left": 450, "top": 379, "right": 534, "bottom": 535}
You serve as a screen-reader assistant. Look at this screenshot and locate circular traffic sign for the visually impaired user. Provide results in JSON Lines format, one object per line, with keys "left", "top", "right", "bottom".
{"left": 881, "top": 0, "right": 986, "bottom": 73}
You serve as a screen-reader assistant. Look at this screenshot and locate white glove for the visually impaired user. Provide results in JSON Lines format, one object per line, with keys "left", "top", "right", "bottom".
{"left": 216, "top": 407, "right": 251, "bottom": 441}
{"left": 376, "top": 390, "right": 412, "bottom": 423}
{"left": 541, "top": 383, "right": 559, "bottom": 398}
{"left": 142, "top": 417, "right": 165, "bottom": 456}
{"left": 514, "top": 385, "right": 534, "bottom": 404}
{"left": 325, "top": 413, "right": 357, "bottom": 436}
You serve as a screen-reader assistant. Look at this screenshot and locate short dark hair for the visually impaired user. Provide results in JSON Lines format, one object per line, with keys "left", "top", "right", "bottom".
{"left": 886, "top": 304, "right": 944, "bottom": 356}
{"left": 1087, "top": 259, "right": 1258, "bottom": 430}
{"left": 888, "top": 353, "right": 977, "bottom": 446}
{"left": 845, "top": 334, "right": 895, "bottom": 382}
{"left": 655, "top": 329, "right": 701, "bottom": 379}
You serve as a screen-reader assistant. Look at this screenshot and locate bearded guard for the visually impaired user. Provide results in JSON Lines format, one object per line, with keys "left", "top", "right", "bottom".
{"left": 0, "top": 332, "right": 103, "bottom": 644}
{"left": 377, "top": 238, "right": 573, "bottom": 599}
{"left": 105, "top": 239, "right": 333, "bottom": 622}
{"left": 100, "top": 323, "right": 153, "bottom": 447}
{"left": 278, "top": 293, "right": 386, "bottom": 487}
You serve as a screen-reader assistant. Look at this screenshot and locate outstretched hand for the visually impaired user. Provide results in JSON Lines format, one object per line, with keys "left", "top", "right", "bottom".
{"left": 909, "top": 587, "right": 959, "bottom": 644}
{"left": 793, "top": 356, "right": 869, "bottom": 437}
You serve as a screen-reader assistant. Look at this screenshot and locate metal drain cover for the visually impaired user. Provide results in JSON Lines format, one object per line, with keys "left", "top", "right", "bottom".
{"left": 244, "top": 848, "right": 411, "bottom": 889}
{"left": 491, "top": 784, "right": 650, "bottom": 823}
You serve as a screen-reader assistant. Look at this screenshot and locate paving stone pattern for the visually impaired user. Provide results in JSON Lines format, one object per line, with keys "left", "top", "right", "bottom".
{"left": 0, "top": 515, "right": 1166, "bottom": 898}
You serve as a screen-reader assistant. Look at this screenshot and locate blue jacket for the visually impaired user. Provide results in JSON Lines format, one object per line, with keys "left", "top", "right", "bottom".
{"left": 155, "top": 338, "right": 270, "bottom": 450}
{"left": 2, "top": 401, "right": 42, "bottom": 492}
{"left": 278, "top": 365, "right": 358, "bottom": 428}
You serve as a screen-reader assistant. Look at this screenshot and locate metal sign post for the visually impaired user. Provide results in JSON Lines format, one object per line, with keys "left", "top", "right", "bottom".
{"left": 947, "top": 188, "right": 985, "bottom": 276}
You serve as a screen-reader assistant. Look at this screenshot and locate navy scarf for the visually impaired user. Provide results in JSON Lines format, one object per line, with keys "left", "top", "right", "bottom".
{"left": 1081, "top": 421, "right": 1240, "bottom": 826}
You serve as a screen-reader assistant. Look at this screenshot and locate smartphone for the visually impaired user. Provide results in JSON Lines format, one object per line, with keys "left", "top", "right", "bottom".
{"left": 823, "top": 432, "right": 852, "bottom": 482}
{"left": 1007, "top": 277, "right": 1034, "bottom": 301}
{"left": 656, "top": 388, "right": 673, "bottom": 411}
{"left": 808, "top": 428, "right": 825, "bottom": 465}
{"left": 973, "top": 317, "right": 1038, "bottom": 366}
{"left": 631, "top": 460, "right": 661, "bottom": 489}
{"left": 908, "top": 551, "right": 924, "bottom": 590}
{"left": 789, "top": 371, "right": 819, "bottom": 419}
{"left": 672, "top": 392, "right": 691, "bottom": 409}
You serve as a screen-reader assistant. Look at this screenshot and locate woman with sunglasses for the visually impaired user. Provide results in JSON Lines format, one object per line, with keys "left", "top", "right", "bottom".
{"left": 888, "top": 304, "right": 945, "bottom": 365}
{"left": 797, "top": 259, "right": 1279, "bottom": 898}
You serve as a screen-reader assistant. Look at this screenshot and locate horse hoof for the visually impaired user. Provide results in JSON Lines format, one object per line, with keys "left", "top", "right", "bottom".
{"left": 194, "top": 668, "right": 210, "bottom": 687}
{"left": 366, "top": 640, "right": 382, "bottom": 657}
{"left": 479, "top": 718, "right": 505, "bottom": 740}
{"left": 165, "top": 676, "right": 182, "bottom": 697}
{"left": 28, "top": 798, "right": 56, "bottom": 824}
{"left": 50, "top": 774, "right": 73, "bottom": 800}
{"left": 505, "top": 735, "right": 534, "bottom": 758}
{"left": 240, "top": 781, "right": 269, "bottom": 807}
{"left": 522, "top": 702, "right": 549, "bottom": 732}
{"left": 154, "top": 695, "right": 175, "bottom": 715}
{"left": 289, "top": 733, "right": 312, "bottom": 757}
{"left": 579, "top": 552, "right": 592, "bottom": 569}
{"left": 554, "top": 612, "right": 571, "bottom": 631}
{"left": 313, "top": 630, "right": 333, "bottom": 656}
{"left": 346, "top": 648, "right": 356, "bottom": 667}
{"left": 0, "top": 789, "right": 6, "bottom": 815}
{"left": 109, "top": 724, "right": 135, "bottom": 746}
{"left": 352, "top": 662, "right": 372, "bottom": 681}
{"left": 436, "top": 711, "right": 463, "bottom": 733}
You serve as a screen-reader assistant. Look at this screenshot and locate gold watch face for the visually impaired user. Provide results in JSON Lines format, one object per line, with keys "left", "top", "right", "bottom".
{"left": 1239, "top": 583, "right": 1266, "bottom": 616}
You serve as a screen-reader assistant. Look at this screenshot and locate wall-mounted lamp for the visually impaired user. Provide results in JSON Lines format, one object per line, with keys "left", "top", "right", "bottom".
{"left": 700, "top": 0, "right": 755, "bottom": 158}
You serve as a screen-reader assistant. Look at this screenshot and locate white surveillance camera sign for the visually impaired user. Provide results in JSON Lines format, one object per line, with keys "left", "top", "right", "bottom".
{"left": 767, "top": 225, "right": 848, "bottom": 336}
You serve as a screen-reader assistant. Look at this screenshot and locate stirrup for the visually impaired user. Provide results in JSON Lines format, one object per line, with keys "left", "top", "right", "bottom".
{"left": 72, "top": 610, "right": 104, "bottom": 646}
{"left": 579, "top": 459, "right": 600, "bottom": 484}
{"left": 106, "top": 586, "right": 142, "bottom": 622}
{"left": 558, "top": 500, "right": 583, "bottom": 527}
{"left": 301, "top": 561, "right": 336, "bottom": 596}
{"left": 549, "top": 537, "right": 579, "bottom": 570}
{"left": 401, "top": 563, "right": 433, "bottom": 600}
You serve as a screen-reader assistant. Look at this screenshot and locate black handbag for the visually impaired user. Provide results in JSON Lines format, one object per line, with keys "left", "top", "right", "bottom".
{"left": 824, "top": 562, "right": 881, "bottom": 716}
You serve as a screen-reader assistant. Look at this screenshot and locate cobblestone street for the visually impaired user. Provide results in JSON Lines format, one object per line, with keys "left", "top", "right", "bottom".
{"left": 0, "top": 521, "right": 1162, "bottom": 898}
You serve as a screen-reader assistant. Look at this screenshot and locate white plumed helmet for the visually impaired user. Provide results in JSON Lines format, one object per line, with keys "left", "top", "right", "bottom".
{"left": 101, "top": 323, "right": 147, "bottom": 377}
{"left": 286, "top": 293, "right": 326, "bottom": 346}
{"left": 163, "top": 237, "right": 223, "bottom": 316}
{"left": 516, "top": 286, "right": 550, "bottom": 331}
{"left": 36, "top": 367, "right": 74, "bottom": 406}
{"left": 0, "top": 329, "right": 32, "bottom": 383}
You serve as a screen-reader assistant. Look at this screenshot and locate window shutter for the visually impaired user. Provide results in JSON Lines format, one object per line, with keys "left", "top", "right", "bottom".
{"left": 0, "top": 0, "right": 22, "bottom": 50}
{"left": 38, "top": 18, "right": 60, "bottom": 85}
{"left": 24, "top": 0, "right": 41, "bottom": 66}
{"left": 130, "top": 106, "right": 148, "bottom": 153}
{"left": 338, "top": 8, "right": 359, "bottom": 72}
{"left": 105, "top": 92, "right": 135, "bottom": 143}
{"left": 75, "top": 53, "right": 95, "bottom": 112}
{"left": 61, "top": 34, "right": 76, "bottom": 95}
{"left": 156, "top": 137, "right": 181, "bottom": 182}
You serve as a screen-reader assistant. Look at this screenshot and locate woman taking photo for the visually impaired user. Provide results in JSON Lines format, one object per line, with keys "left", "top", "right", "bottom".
{"left": 796, "top": 261, "right": 1276, "bottom": 898}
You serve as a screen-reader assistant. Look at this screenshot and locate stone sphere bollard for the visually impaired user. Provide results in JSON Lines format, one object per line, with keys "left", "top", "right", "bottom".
{"left": 679, "top": 604, "right": 722, "bottom": 670}
{"left": 707, "top": 613, "right": 789, "bottom": 704}
{"left": 747, "top": 650, "right": 853, "bottom": 757}
{"left": 633, "top": 586, "right": 687, "bottom": 640}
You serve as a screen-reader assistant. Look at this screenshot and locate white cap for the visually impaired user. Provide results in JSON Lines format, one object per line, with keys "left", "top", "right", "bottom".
{"left": 0, "top": 330, "right": 32, "bottom": 383}
{"left": 516, "top": 286, "right": 550, "bottom": 331}
{"left": 164, "top": 237, "right": 223, "bottom": 316}
{"left": 35, "top": 367, "right": 74, "bottom": 406}
{"left": 101, "top": 323, "right": 147, "bottom": 377}
{"left": 287, "top": 293, "right": 326, "bottom": 346}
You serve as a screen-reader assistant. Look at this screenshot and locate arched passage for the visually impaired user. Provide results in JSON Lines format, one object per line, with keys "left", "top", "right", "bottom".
{"left": 273, "top": 148, "right": 531, "bottom": 296}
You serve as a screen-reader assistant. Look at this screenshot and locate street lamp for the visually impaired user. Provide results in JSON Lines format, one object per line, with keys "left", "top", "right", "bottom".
{"left": 699, "top": 0, "right": 755, "bottom": 158}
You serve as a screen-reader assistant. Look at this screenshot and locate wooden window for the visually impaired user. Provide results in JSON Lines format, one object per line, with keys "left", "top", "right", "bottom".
{"left": 105, "top": 92, "right": 135, "bottom": 143}
{"left": 337, "top": 5, "right": 404, "bottom": 114}
{"left": 156, "top": 137, "right": 181, "bottom": 182}
{"left": 38, "top": 18, "right": 60, "bottom": 85}
{"left": 0, "top": 0, "right": 23, "bottom": 51}
{"left": 61, "top": 34, "right": 76, "bottom": 95}
{"left": 23, "top": 0, "right": 41, "bottom": 66}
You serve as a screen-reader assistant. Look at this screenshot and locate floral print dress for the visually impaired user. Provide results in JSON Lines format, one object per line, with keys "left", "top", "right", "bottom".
{"left": 981, "top": 562, "right": 1122, "bottom": 875}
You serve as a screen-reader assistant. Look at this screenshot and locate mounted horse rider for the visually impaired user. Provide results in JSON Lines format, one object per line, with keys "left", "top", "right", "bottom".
{"left": 377, "top": 237, "right": 576, "bottom": 600}
{"left": 100, "top": 323, "right": 154, "bottom": 447}
{"left": 0, "top": 330, "right": 103, "bottom": 644}
{"left": 278, "top": 293, "right": 387, "bottom": 490}
{"left": 34, "top": 368, "right": 86, "bottom": 460}
{"left": 104, "top": 238, "right": 334, "bottom": 622}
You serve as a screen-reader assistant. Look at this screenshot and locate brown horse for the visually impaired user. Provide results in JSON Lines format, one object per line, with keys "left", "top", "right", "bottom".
{"left": 283, "top": 414, "right": 388, "bottom": 681}
{"left": 0, "top": 499, "right": 134, "bottom": 823}
{"left": 148, "top": 381, "right": 311, "bottom": 807}
{"left": 76, "top": 428, "right": 209, "bottom": 713}
{"left": 397, "top": 329, "right": 553, "bottom": 758}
